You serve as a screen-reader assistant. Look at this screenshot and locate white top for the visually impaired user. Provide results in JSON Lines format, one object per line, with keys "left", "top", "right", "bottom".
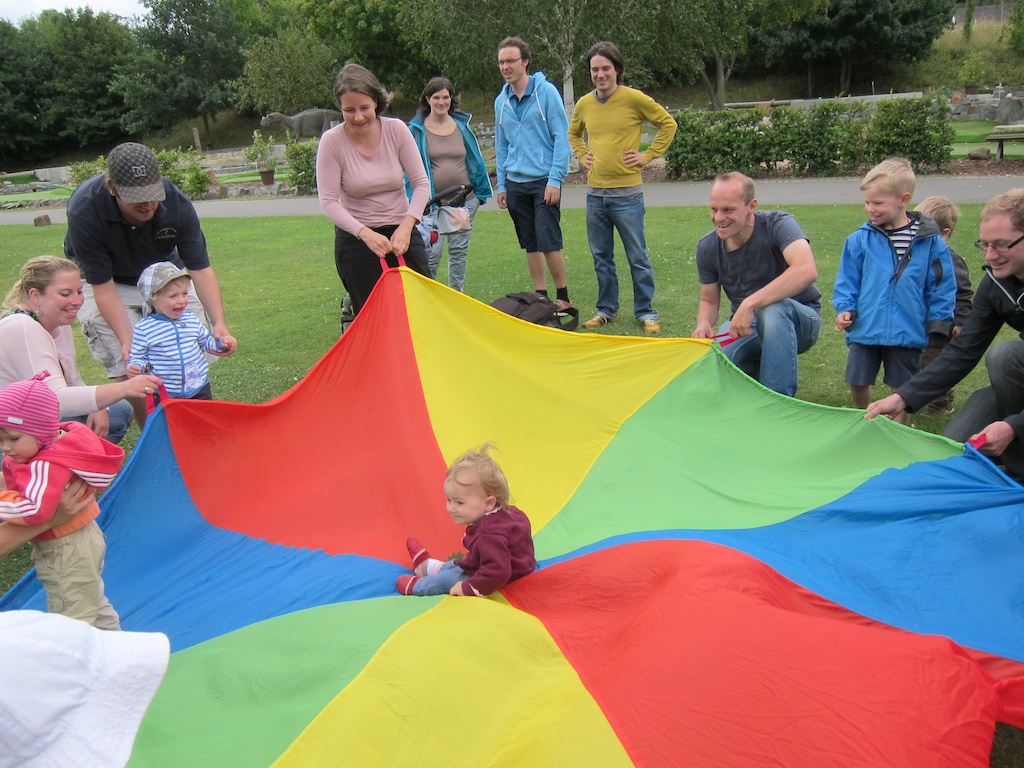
{"left": 0, "top": 312, "right": 99, "bottom": 416}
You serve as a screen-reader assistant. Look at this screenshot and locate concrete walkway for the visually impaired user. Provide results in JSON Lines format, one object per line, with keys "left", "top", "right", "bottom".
{"left": 4, "top": 175, "right": 1024, "bottom": 226}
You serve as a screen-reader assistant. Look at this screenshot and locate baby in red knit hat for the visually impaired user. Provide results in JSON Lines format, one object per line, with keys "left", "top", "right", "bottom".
{"left": 0, "top": 372, "right": 124, "bottom": 628}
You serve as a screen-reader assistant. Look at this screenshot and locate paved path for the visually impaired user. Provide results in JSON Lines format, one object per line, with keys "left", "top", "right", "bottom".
{"left": 4, "top": 175, "right": 1024, "bottom": 226}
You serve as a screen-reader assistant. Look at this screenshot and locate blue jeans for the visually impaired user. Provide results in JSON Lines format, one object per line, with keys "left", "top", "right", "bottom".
{"left": 719, "top": 299, "right": 821, "bottom": 397}
{"left": 428, "top": 195, "right": 481, "bottom": 293}
{"left": 586, "top": 193, "right": 656, "bottom": 320}
{"left": 67, "top": 399, "right": 132, "bottom": 445}
{"left": 412, "top": 560, "right": 467, "bottom": 596}
{"left": 944, "top": 339, "right": 1024, "bottom": 480}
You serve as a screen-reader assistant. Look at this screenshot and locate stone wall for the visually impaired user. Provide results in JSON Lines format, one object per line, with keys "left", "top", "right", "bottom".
{"left": 954, "top": 2, "right": 1008, "bottom": 26}
{"left": 33, "top": 166, "right": 70, "bottom": 183}
{"left": 950, "top": 88, "right": 1024, "bottom": 123}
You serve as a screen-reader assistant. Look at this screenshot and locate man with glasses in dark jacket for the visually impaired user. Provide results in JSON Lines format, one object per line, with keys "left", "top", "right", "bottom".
{"left": 867, "top": 188, "right": 1024, "bottom": 481}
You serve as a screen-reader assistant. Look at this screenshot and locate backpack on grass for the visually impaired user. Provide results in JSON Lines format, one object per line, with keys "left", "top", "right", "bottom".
{"left": 490, "top": 291, "right": 579, "bottom": 331}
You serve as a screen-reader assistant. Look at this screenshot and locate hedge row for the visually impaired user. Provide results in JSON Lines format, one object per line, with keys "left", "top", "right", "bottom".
{"left": 68, "top": 136, "right": 319, "bottom": 198}
{"left": 664, "top": 96, "right": 955, "bottom": 180}
{"left": 68, "top": 148, "right": 211, "bottom": 200}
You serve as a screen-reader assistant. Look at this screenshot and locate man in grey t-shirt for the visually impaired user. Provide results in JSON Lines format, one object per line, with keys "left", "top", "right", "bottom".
{"left": 692, "top": 172, "right": 822, "bottom": 397}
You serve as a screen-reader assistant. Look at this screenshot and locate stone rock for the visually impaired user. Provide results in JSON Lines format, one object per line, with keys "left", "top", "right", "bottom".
{"left": 217, "top": 184, "right": 229, "bottom": 199}
{"left": 969, "top": 147, "right": 992, "bottom": 160}
{"left": 995, "top": 96, "right": 1024, "bottom": 126}
{"left": 33, "top": 214, "right": 51, "bottom": 226}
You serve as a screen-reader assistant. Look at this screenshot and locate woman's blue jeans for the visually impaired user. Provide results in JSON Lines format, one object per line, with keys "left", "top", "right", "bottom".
{"left": 428, "top": 195, "right": 481, "bottom": 293}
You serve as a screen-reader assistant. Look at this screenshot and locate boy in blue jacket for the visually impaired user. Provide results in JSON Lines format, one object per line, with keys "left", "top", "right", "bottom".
{"left": 833, "top": 158, "right": 956, "bottom": 423}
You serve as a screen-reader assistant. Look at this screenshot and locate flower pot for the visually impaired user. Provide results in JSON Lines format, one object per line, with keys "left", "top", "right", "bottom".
{"left": 259, "top": 168, "right": 276, "bottom": 186}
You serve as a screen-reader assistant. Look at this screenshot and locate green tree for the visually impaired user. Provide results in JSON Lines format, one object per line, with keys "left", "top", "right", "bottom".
{"left": 236, "top": 26, "right": 338, "bottom": 113}
{"left": 695, "top": 0, "right": 827, "bottom": 110}
{"left": 21, "top": 9, "right": 137, "bottom": 148}
{"left": 1007, "top": 0, "right": 1024, "bottom": 54}
{"left": 962, "top": 0, "right": 977, "bottom": 41}
{"left": 231, "top": 0, "right": 305, "bottom": 40}
{"left": 403, "top": 0, "right": 697, "bottom": 109}
{"left": 0, "top": 21, "right": 46, "bottom": 167}
{"left": 398, "top": 0, "right": 502, "bottom": 95}
{"left": 304, "top": 0, "right": 430, "bottom": 97}
{"left": 632, "top": 0, "right": 707, "bottom": 89}
{"left": 757, "top": 0, "right": 954, "bottom": 96}
{"left": 112, "top": 0, "right": 246, "bottom": 146}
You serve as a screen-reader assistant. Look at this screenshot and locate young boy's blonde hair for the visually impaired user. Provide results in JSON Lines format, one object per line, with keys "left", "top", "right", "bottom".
{"left": 914, "top": 195, "right": 960, "bottom": 235}
{"left": 446, "top": 443, "right": 510, "bottom": 511}
{"left": 861, "top": 157, "right": 916, "bottom": 198}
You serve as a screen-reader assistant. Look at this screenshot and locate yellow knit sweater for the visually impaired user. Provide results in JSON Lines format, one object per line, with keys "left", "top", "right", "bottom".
{"left": 568, "top": 86, "right": 677, "bottom": 189}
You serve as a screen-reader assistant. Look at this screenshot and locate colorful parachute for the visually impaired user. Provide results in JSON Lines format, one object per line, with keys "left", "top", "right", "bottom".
{"left": 4, "top": 268, "right": 1024, "bottom": 767}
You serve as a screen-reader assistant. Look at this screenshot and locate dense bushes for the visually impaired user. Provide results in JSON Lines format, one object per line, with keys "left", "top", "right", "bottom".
{"left": 864, "top": 98, "right": 954, "bottom": 171}
{"left": 665, "top": 96, "right": 953, "bottom": 179}
{"left": 156, "top": 149, "right": 212, "bottom": 200}
{"left": 284, "top": 133, "right": 318, "bottom": 195}
{"left": 68, "top": 148, "right": 210, "bottom": 200}
{"left": 667, "top": 109, "right": 771, "bottom": 180}
{"left": 67, "top": 156, "right": 107, "bottom": 186}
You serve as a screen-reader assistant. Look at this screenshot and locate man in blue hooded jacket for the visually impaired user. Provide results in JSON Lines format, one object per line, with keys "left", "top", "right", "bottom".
{"left": 494, "top": 36, "right": 573, "bottom": 308}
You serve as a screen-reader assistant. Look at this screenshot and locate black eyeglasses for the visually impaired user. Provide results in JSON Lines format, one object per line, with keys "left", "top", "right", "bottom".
{"left": 975, "top": 232, "right": 1024, "bottom": 253}
{"left": 497, "top": 57, "right": 522, "bottom": 67}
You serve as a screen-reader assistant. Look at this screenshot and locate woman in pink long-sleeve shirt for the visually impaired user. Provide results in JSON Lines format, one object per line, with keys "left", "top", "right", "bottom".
{"left": 316, "top": 64, "right": 431, "bottom": 318}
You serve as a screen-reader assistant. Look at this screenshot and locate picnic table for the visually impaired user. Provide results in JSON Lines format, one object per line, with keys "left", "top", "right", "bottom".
{"left": 987, "top": 130, "right": 1024, "bottom": 161}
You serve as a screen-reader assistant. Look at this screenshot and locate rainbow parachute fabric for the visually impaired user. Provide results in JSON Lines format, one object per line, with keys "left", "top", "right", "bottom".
{"left": 4, "top": 267, "right": 1024, "bottom": 767}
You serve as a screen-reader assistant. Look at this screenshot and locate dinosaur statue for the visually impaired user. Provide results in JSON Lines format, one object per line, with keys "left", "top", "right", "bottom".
{"left": 260, "top": 109, "right": 344, "bottom": 140}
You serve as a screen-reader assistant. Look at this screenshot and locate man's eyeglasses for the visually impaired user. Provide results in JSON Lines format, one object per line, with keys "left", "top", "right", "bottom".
{"left": 497, "top": 57, "right": 522, "bottom": 67}
{"left": 975, "top": 233, "right": 1024, "bottom": 253}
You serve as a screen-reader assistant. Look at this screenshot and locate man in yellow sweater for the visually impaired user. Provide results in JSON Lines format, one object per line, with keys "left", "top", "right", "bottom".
{"left": 569, "top": 41, "right": 677, "bottom": 334}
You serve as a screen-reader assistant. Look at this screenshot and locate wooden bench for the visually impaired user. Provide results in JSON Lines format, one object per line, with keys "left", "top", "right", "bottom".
{"left": 986, "top": 133, "right": 1024, "bottom": 161}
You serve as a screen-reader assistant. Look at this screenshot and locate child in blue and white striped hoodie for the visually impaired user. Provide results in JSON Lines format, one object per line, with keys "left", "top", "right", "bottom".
{"left": 126, "top": 262, "right": 236, "bottom": 401}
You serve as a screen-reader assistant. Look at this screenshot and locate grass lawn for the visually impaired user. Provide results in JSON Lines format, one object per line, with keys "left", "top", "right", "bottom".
{"left": 0, "top": 201, "right": 997, "bottom": 591}
{"left": 0, "top": 186, "right": 73, "bottom": 203}
{"left": 953, "top": 120, "right": 1024, "bottom": 159}
{"left": 216, "top": 170, "right": 289, "bottom": 183}
{"left": 0, "top": 172, "right": 41, "bottom": 184}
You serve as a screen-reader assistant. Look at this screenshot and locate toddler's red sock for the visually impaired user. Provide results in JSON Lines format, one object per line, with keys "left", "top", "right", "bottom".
{"left": 406, "top": 538, "right": 430, "bottom": 569}
{"left": 396, "top": 575, "right": 420, "bottom": 595}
